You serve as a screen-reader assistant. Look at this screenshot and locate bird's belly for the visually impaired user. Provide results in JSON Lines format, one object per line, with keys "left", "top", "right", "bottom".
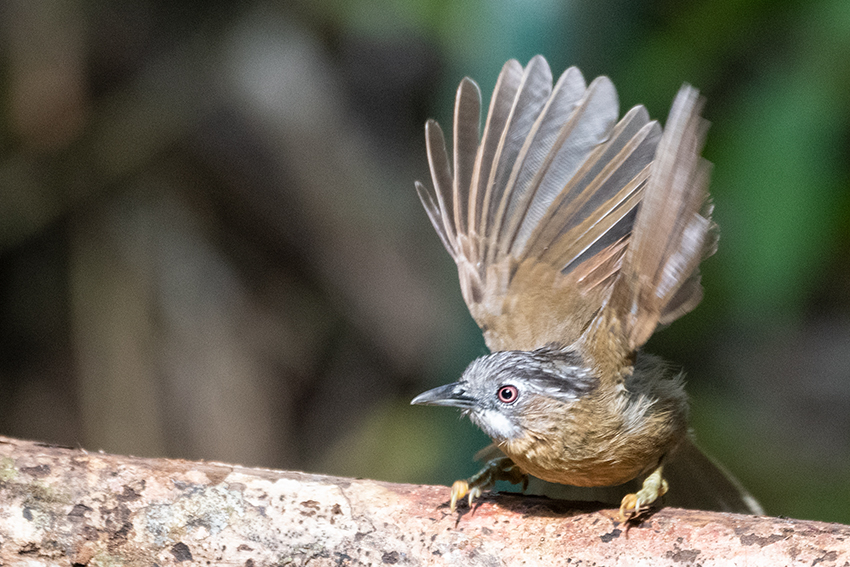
{"left": 508, "top": 451, "right": 648, "bottom": 487}
{"left": 500, "top": 425, "right": 683, "bottom": 487}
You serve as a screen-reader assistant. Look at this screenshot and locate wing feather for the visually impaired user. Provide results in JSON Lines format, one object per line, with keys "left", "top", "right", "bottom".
{"left": 480, "top": 56, "right": 554, "bottom": 261}
{"left": 468, "top": 60, "right": 524, "bottom": 248}
{"left": 415, "top": 180, "right": 456, "bottom": 260}
{"left": 452, "top": 78, "right": 481, "bottom": 238}
{"left": 488, "top": 67, "right": 588, "bottom": 261}
{"left": 525, "top": 109, "right": 659, "bottom": 266}
{"left": 594, "top": 85, "right": 714, "bottom": 359}
{"left": 424, "top": 119, "right": 456, "bottom": 254}
{"left": 500, "top": 76, "right": 620, "bottom": 262}
{"left": 417, "top": 58, "right": 714, "bottom": 353}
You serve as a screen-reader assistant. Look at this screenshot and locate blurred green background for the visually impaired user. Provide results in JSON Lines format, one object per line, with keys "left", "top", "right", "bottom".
{"left": 1, "top": 0, "right": 849, "bottom": 523}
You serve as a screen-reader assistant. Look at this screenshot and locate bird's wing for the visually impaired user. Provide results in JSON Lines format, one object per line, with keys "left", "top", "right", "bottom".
{"left": 582, "top": 85, "right": 716, "bottom": 372}
{"left": 417, "top": 56, "right": 668, "bottom": 351}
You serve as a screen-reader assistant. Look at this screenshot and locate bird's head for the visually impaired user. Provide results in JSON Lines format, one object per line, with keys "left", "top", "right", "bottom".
{"left": 411, "top": 348, "right": 598, "bottom": 442}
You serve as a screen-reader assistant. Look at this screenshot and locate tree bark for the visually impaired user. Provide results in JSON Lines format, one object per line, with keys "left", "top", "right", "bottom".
{"left": 0, "top": 435, "right": 847, "bottom": 566}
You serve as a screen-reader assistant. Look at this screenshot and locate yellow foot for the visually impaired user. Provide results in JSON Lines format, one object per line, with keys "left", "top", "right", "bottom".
{"left": 619, "top": 465, "right": 669, "bottom": 522}
{"left": 449, "top": 456, "right": 527, "bottom": 512}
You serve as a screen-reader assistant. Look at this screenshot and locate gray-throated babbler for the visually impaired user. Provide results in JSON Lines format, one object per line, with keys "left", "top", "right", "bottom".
{"left": 411, "top": 56, "right": 761, "bottom": 521}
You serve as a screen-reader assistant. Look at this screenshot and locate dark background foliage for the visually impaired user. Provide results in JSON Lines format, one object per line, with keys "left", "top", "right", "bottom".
{"left": 1, "top": 0, "right": 848, "bottom": 522}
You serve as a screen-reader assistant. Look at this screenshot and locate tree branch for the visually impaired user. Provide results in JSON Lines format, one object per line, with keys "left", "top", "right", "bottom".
{"left": 0, "top": 435, "right": 847, "bottom": 566}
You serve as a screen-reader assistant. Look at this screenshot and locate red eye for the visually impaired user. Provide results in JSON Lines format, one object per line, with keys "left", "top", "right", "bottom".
{"left": 497, "top": 385, "right": 519, "bottom": 404}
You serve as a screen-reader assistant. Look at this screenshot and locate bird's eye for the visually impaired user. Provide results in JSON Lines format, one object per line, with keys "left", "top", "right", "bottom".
{"left": 497, "top": 385, "right": 519, "bottom": 404}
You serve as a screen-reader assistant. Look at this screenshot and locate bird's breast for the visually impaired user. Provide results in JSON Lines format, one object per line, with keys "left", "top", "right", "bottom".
{"left": 499, "top": 396, "right": 687, "bottom": 487}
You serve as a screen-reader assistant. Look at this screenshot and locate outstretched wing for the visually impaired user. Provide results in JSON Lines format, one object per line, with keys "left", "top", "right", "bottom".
{"left": 583, "top": 85, "right": 716, "bottom": 373}
{"left": 416, "top": 56, "right": 668, "bottom": 352}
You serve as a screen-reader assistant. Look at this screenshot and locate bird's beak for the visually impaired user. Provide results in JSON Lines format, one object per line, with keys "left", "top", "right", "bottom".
{"left": 411, "top": 382, "right": 476, "bottom": 408}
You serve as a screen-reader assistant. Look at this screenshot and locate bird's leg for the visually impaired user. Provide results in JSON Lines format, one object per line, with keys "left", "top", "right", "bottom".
{"left": 450, "top": 456, "right": 528, "bottom": 512}
{"left": 619, "top": 463, "right": 668, "bottom": 521}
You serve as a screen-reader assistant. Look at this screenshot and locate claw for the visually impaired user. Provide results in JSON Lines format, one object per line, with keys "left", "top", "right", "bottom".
{"left": 468, "top": 486, "right": 482, "bottom": 508}
{"left": 619, "top": 465, "right": 668, "bottom": 522}
{"left": 447, "top": 456, "right": 527, "bottom": 513}
{"left": 618, "top": 493, "right": 643, "bottom": 522}
{"left": 450, "top": 480, "right": 469, "bottom": 512}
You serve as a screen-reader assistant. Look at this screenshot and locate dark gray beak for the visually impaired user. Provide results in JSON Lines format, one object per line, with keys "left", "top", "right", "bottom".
{"left": 411, "top": 382, "right": 476, "bottom": 408}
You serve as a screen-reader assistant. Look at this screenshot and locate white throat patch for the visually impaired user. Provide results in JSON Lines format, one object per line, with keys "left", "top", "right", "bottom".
{"left": 470, "top": 409, "right": 521, "bottom": 441}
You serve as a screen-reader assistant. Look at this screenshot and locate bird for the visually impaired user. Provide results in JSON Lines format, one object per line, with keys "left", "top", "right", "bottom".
{"left": 410, "top": 55, "right": 762, "bottom": 521}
